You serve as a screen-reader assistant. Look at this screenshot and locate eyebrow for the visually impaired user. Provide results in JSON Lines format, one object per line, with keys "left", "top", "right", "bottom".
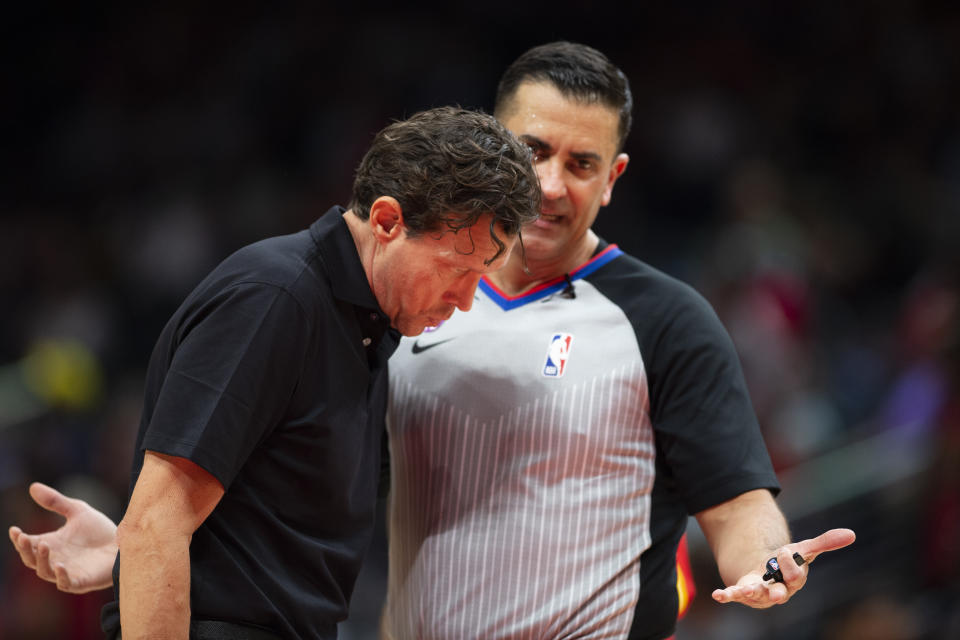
{"left": 519, "top": 134, "right": 604, "bottom": 164}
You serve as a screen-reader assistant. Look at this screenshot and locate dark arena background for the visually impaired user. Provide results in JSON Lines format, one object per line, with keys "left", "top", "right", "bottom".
{"left": 1, "top": 2, "right": 958, "bottom": 638}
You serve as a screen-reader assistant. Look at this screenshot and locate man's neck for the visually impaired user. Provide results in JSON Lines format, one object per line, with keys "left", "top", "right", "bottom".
{"left": 488, "top": 231, "right": 599, "bottom": 297}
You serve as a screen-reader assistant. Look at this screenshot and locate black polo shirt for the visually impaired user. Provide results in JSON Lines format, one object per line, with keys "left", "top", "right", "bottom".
{"left": 102, "top": 206, "right": 399, "bottom": 639}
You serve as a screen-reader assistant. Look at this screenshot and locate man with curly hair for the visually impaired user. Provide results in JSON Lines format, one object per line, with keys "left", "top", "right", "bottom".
{"left": 10, "top": 106, "right": 539, "bottom": 640}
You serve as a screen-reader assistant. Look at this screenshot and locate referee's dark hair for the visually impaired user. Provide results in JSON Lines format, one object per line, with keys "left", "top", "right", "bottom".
{"left": 494, "top": 41, "right": 633, "bottom": 152}
{"left": 349, "top": 106, "right": 540, "bottom": 265}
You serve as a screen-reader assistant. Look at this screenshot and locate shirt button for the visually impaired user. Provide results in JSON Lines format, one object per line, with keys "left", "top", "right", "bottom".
{"left": 362, "top": 337, "right": 372, "bottom": 347}
{"left": 370, "top": 312, "right": 379, "bottom": 320}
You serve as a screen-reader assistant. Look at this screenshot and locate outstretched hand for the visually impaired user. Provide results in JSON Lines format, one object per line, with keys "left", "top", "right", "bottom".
{"left": 8, "top": 482, "right": 118, "bottom": 593}
{"left": 711, "top": 528, "right": 856, "bottom": 608}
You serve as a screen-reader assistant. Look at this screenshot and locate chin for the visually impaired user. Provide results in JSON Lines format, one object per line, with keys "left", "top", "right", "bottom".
{"left": 521, "top": 234, "right": 561, "bottom": 256}
{"left": 398, "top": 325, "right": 424, "bottom": 337}
{"left": 394, "top": 318, "right": 427, "bottom": 337}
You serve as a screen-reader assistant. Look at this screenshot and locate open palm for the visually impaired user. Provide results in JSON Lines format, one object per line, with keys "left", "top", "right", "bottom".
{"left": 8, "top": 482, "right": 118, "bottom": 593}
{"left": 711, "top": 528, "right": 857, "bottom": 607}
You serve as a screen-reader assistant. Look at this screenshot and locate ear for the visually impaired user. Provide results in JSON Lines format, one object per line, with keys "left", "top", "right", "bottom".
{"left": 368, "top": 196, "right": 405, "bottom": 244}
{"left": 601, "top": 153, "right": 630, "bottom": 207}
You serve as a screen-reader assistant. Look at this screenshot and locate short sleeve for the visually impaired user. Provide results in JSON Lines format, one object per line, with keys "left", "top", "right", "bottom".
{"left": 142, "top": 282, "right": 311, "bottom": 488}
{"left": 647, "top": 289, "right": 780, "bottom": 514}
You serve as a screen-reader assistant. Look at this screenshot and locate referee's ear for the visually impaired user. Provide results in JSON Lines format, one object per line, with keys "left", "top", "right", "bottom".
{"left": 369, "top": 195, "right": 405, "bottom": 244}
{"left": 600, "top": 152, "right": 629, "bottom": 207}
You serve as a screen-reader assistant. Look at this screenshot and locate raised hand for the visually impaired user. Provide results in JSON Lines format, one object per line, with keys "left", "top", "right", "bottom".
{"left": 711, "top": 528, "right": 856, "bottom": 608}
{"left": 8, "top": 482, "right": 118, "bottom": 593}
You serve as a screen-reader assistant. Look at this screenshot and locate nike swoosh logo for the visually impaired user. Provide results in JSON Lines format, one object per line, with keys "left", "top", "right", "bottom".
{"left": 411, "top": 338, "right": 456, "bottom": 354}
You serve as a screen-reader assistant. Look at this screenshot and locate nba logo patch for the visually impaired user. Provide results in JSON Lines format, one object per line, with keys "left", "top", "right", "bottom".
{"left": 543, "top": 333, "right": 573, "bottom": 377}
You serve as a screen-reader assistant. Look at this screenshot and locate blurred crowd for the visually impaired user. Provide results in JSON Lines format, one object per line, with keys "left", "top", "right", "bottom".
{"left": 1, "top": 3, "right": 958, "bottom": 639}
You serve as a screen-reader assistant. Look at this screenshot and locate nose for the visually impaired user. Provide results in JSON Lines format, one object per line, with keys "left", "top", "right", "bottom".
{"left": 537, "top": 158, "right": 566, "bottom": 201}
{"left": 444, "top": 273, "right": 482, "bottom": 312}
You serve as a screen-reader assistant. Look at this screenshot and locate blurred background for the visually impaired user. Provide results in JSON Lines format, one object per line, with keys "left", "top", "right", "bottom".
{"left": 1, "top": 1, "right": 958, "bottom": 639}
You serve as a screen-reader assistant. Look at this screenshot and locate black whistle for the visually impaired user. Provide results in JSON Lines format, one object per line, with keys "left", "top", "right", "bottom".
{"left": 762, "top": 552, "right": 806, "bottom": 583}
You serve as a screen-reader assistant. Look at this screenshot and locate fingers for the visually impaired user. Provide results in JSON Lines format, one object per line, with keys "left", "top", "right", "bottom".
{"left": 793, "top": 528, "right": 856, "bottom": 563}
{"left": 10, "top": 526, "right": 39, "bottom": 570}
{"left": 712, "top": 580, "right": 788, "bottom": 608}
{"left": 9, "top": 527, "right": 64, "bottom": 588}
{"left": 713, "top": 583, "right": 753, "bottom": 604}
{"left": 8, "top": 525, "right": 22, "bottom": 550}
{"left": 54, "top": 562, "right": 79, "bottom": 593}
{"left": 714, "top": 529, "right": 855, "bottom": 609}
{"left": 776, "top": 546, "right": 807, "bottom": 591}
{"left": 11, "top": 502, "right": 102, "bottom": 595}
{"left": 28, "top": 482, "right": 76, "bottom": 519}
{"left": 35, "top": 541, "right": 57, "bottom": 582}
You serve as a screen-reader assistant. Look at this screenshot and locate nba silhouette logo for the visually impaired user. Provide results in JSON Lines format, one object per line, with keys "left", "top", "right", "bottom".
{"left": 543, "top": 333, "right": 573, "bottom": 377}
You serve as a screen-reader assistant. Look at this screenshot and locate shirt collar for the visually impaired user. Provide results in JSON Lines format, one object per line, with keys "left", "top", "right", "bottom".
{"left": 310, "top": 206, "right": 382, "bottom": 312}
{"left": 310, "top": 207, "right": 400, "bottom": 353}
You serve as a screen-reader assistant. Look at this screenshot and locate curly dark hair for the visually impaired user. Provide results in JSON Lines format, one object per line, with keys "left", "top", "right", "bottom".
{"left": 494, "top": 41, "right": 633, "bottom": 152}
{"left": 349, "top": 106, "right": 541, "bottom": 265}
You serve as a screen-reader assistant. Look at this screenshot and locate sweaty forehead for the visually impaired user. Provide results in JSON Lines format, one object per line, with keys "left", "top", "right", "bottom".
{"left": 457, "top": 224, "right": 515, "bottom": 269}
{"left": 423, "top": 218, "right": 514, "bottom": 270}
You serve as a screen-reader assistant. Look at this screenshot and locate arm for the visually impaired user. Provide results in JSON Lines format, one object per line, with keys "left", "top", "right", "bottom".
{"left": 696, "top": 489, "right": 855, "bottom": 607}
{"left": 696, "top": 489, "right": 790, "bottom": 607}
{"left": 8, "top": 482, "right": 118, "bottom": 593}
{"left": 117, "top": 451, "right": 224, "bottom": 639}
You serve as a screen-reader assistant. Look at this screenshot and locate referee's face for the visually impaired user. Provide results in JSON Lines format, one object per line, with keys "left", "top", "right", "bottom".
{"left": 499, "top": 81, "right": 628, "bottom": 268}
{"left": 371, "top": 212, "right": 516, "bottom": 336}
